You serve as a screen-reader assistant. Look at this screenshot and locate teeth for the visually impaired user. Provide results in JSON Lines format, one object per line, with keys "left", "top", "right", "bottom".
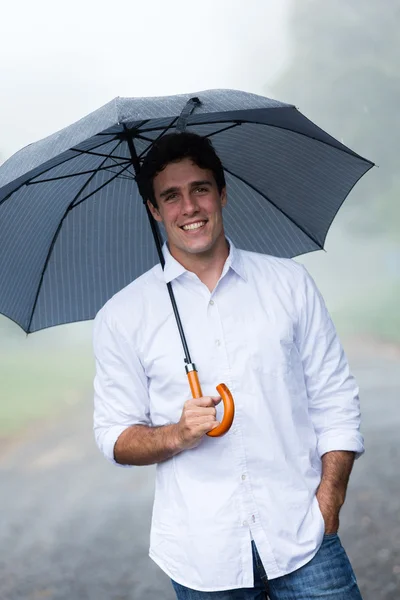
{"left": 182, "top": 221, "right": 205, "bottom": 231}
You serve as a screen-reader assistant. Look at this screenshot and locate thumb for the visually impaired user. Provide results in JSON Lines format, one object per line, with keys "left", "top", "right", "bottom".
{"left": 211, "top": 396, "right": 222, "bottom": 405}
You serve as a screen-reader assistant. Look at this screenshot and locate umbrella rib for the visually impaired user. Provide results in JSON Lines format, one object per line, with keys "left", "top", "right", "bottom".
{"left": 134, "top": 122, "right": 240, "bottom": 147}
{"left": 26, "top": 139, "right": 129, "bottom": 184}
{"left": 134, "top": 133, "right": 157, "bottom": 143}
{"left": 202, "top": 123, "right": 241, "bottom": 138}
{"left": 70, "top": 137, "right": 138, "bottom": 174}
{"left": 0, "top": 137, "right": 121, "bottom": 208}
{"left": 223, "top": 166, "right": 324, "bottom": 249}
{"left": 136, "top": 117, "right": 179, "bottom": 160}
{"left": 70, "top": 162, "right": 133, "bottom": 210}
{"left": 26, "top": 141, "right": 122, "bottom": 332}
{"left": 138, "top": 117, "right": 185, "bottom": 135}
{"left": 114, "top": 173, "right": 136, "bottom": 181}
{"left": 87, "top": 162, "right": 135, "bottom": 178}
{"left": 70, "top": 149, "right": 128, "bottom": 161}
{"left": 26, "top": 162, "right": 132, "bottom": 184}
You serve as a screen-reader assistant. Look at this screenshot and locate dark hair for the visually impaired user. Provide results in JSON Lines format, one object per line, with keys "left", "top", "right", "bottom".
{"left": 137, "top": 132, "right": 226, "bottom": 207}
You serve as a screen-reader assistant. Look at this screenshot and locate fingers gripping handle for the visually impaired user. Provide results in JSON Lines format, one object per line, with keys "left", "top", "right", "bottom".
{"left": 186, "top": 367, "right": 235, "bottom": 437}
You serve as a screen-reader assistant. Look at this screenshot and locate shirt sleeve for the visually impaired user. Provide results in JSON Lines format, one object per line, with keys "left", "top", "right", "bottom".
{"left": 93, "top": 303, "right": 151, "bottom": 467}
{"left": 295, "top": 264, "right": 365, "bottom": 459}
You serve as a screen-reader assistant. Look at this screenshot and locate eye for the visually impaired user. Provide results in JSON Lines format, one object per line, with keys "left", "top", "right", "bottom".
{"left": 165, "top": 193, "right": 178, "bottom": 202}
{"left": 195, "top": 186, "right": 208, "bottom": 193}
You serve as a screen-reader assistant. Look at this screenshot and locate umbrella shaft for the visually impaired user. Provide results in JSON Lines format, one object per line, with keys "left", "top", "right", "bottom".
{"left": 143, "top": 203, "right": 192, "bottom": 365}
{"left": 126, "top": 134, "right": 192, "bottom": 365}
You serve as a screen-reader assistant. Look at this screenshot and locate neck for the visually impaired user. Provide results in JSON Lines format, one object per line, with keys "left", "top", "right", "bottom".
{"left": 169, "top": 236, "right": 229, "bottom": 292}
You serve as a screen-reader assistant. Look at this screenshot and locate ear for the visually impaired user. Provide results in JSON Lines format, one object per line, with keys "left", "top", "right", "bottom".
{"left": 147, "top": 199, "right": 162, "bottom": 222}
{"left": 220, "top": 186, "right": 227, "bottom": 208}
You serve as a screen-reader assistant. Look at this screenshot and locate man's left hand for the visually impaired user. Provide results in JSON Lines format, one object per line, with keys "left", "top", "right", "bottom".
{"left": 316, "top": 486, "right": 343, "bottom": 535}
{"left": 316, "top": 450, "right": 355, "bottom": 535}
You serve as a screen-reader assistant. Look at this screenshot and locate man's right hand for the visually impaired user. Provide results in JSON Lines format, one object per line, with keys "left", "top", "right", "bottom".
{"left": 173, "top": 396, "right": 222, "bottom": 451}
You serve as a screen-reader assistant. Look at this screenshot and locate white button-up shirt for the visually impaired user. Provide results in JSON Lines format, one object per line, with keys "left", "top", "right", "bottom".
{"left": 93, "top": 240, "right": 364, "bottom": 592}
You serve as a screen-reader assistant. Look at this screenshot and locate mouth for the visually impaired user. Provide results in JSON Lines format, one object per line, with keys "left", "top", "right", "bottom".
{"left": 180, "top": 220, "right": 207, "bottom": 232}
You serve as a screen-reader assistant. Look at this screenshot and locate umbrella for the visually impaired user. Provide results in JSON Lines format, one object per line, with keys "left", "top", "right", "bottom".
{"left": 0, "top": 89, "right": 374, "bottom": 436}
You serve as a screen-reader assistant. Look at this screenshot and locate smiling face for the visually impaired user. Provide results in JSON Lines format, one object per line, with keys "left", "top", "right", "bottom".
{"left": 147, "top": 158, "right": 228, "bottom": 265}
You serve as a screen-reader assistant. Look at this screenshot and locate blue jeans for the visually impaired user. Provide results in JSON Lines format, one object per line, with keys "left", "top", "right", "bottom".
{"left": 171, "top": 534, "right": 363, "bottom": 599}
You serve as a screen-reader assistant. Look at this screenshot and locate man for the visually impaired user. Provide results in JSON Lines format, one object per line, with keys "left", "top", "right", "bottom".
{"left": 93, "top": 132, "right": 364, "bottom": 599}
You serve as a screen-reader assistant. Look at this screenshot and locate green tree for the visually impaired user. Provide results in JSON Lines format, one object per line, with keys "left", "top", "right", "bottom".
{"left": 272, "top": 0, "right": 400, "bottom": 236}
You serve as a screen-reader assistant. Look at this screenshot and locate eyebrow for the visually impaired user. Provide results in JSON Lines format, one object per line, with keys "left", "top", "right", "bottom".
{"left": 159, "top": 180, "right": 213, "bottom": 198}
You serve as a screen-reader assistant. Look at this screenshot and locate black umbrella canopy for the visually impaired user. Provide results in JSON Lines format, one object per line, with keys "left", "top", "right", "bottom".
{"left": 0, "top": 89, "right": 373, "bottom": 333}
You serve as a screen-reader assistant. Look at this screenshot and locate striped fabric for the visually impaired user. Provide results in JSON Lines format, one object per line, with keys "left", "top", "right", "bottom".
{"left": 0, "top": 89, "right": 373, "bottom": 332}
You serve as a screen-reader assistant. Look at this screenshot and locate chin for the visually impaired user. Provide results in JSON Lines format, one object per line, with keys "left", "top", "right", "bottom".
{"left": 185, "top": 238, "right": 215, "bottom": 254}
{"left": 185, "top": 246, "right": 210, "bottom": 255}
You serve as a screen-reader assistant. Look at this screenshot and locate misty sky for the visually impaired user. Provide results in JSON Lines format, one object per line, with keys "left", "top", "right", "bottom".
{"left": 0, "top": 0, "right": 289, "bottom": 160}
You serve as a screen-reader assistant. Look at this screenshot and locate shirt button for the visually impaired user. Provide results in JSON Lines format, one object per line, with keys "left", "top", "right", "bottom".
{"left": 252, "top": 515, "right": 256, "bottom": 523}
{"left": 241, "top": 474, "right": 246, "bottom": 481}
{"left": 242, "top": 520, "right": 248, "bottom": 527}
{"left": 215, "top": 339, "right": 221, "bottom": 346}
{"left": 209, "top": 300, "right": 214, "bottom": 306}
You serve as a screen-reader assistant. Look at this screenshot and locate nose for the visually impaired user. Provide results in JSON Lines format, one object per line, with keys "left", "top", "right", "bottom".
{"left": 181, "top": 191, "right": 199, "bottom": 215}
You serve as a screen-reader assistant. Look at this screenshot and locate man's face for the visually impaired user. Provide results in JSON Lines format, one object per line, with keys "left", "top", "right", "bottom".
{"left": 148, "top": 158, "right": 227, "bottom": 261}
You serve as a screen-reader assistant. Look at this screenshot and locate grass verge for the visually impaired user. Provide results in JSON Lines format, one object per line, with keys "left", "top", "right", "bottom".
{"left": 0, "top": 343, "right": 94, "bottom": 437}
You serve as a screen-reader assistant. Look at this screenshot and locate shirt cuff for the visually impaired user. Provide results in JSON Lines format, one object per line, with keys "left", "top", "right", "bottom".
{"left": 96, "top": 424, "right": 134, "bottom": 468}
{"left": 317, "top": 433, "right": 365, "bottom": 460}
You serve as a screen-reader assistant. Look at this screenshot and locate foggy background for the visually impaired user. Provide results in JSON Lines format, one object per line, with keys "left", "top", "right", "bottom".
{"left": 0, "top": 1, "right": 399, "bottom": 599}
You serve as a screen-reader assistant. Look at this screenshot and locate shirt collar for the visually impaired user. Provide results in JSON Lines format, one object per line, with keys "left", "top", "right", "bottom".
{"left": 160, "top": 238, "right": 247, "bottom": 284}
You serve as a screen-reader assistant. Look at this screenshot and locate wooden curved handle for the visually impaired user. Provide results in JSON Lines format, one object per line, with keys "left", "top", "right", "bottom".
{"left": 186, "top": 370, "right": 235, "bottom": 437}
{"left": 206, "top": 383, "right": 235, "bottom": 437}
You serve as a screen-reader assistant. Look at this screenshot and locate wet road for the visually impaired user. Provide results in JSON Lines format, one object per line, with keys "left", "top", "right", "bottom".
{"left": 0, "top": 341, "right": 399, "bottom": 599}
